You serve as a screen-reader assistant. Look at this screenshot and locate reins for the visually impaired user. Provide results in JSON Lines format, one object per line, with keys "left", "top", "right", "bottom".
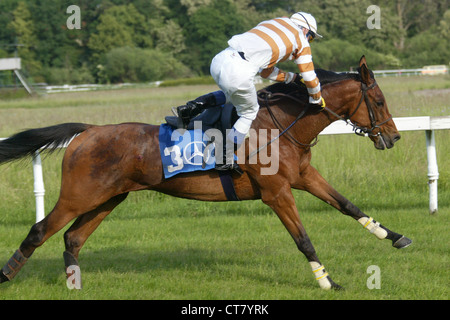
{"left": 249, "top": 90, "right": 317, "bottom": 159}
{"left": 323, "top": 81, "right": 393, "bottom": 137}
{"left": 260, "top": 90, "right": 319, "bottom": 148}
{"left": 251, "top": 80, "right": 393, "bottom": 158}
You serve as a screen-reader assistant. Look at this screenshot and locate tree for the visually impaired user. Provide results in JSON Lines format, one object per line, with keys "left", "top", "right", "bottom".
{"left": 185, "top": 0, "right": 250, "bottom": 74}
{"left": 88, "top": 13, "right": 134, "bottom": 60}
{"left": 153, "top": 20, "right": 186, "bottom": 55}
{"left": 181, "top": 0, "right": 212, "bottom": 15}
{"left": 249, "top": 0, "right": 298, "bottom": 13}
{"left": 312, "top": 39, "right": 401, "bottom": 70}
{"left": 0, "top": 0, "right": 18, "bottom": 52}
{"left": 439, "top": 9, "right": 450, "bottom": 40}
{"left": 401, "top": 10, "right": 450, "bottom": 68}
{"left": 8, "top": 1, "right": 41, "bottom": 74}
{"left": 377, "top": 0, "right": 448, "bottom": 50}
{"left": 88, "top": 4, "right": 151, "bottom": 61}
{"left": 0, "top": 0, "right": 447, "bottom": 83}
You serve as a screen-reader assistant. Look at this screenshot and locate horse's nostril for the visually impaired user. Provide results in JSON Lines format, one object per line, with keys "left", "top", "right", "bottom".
{"left": 393, "top": 134, "right": 401, "bottom": 143}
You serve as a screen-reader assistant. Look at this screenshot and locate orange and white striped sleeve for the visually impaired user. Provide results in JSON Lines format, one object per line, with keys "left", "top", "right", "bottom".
{"left": 295, "top": 46, "right": 321, "bottom": 101}
{"left": 260, "top": 66, "right": 295, "bottom": 83}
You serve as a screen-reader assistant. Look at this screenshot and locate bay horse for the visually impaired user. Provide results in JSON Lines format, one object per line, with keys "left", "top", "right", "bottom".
{"left": 0, "top": 56, "right": 411, "bottom": 290}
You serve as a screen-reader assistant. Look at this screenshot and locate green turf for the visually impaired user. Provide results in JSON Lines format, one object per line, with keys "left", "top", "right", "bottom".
{"left": 0, "top": 75, "right": 448, "bottom": 300}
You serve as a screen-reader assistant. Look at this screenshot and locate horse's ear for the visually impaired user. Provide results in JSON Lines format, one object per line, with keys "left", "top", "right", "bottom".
{"left": 359, "top": 55, "right": 367, "bottom": 67}
{"left": 358, "top": 56, "right": 373, "bottom": 85}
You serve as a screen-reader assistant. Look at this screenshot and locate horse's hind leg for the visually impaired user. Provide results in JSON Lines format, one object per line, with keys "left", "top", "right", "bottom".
{"left": 0, "top": 190, "right": 118, "bottom": 284}
{"left": 63, "top": 193, "right": 128, "bottom": 289}
{"left": 296, "top": 165, "right": 412, "bottom": 248}
{"left": 0, "top": 200, "right": 77, "bottom": 283}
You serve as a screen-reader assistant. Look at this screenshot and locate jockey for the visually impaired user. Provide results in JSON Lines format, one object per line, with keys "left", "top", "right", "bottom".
{"left": 175, "top": 12, "right": 324, "bottom": 171}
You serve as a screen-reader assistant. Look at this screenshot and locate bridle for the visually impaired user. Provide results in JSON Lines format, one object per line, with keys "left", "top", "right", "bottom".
{"left": 251, "top": 79, "right": 393, "bottom": 158}
{"left": 324, "top": 81, "right": 393, "bottom": 137}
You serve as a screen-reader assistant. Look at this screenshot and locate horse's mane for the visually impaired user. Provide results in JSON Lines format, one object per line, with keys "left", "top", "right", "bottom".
{"left": 316, "top": 69, "right": 361, "bottom": 85}
{"left": 261, "top": 69, "right": 364, "bottom": 99}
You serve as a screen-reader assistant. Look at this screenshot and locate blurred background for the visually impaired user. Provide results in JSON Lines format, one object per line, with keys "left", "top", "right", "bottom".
{"left": 0, "top": 0, "right": 448, "bottom": 87}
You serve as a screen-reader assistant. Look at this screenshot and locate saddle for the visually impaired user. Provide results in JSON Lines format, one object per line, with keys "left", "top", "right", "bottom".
{"left": 164, "top": 82, "right": 308, "bottom": 131}
{"left": 164, "top": 105, "right": 241, "bottom": 201}
{"left": 165, "top": 104, "right": 239, "bottom": 137}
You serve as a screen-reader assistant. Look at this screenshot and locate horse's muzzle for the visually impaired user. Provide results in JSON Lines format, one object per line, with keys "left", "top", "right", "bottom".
{"left": 374, "top": 131, "right": 401, "bottom": 150}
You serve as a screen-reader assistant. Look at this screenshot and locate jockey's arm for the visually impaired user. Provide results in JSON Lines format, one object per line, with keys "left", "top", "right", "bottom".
{"left": 259, "top": 61, "right": 323, "bottom": 107}
{"left": 259, "top": 66, "right": 296, "bottom": 83}
{"left": 297, "top": 62, "right": 322, "bottom": 105}
{"left": 295, "top": 46, "right": 323, "bottom": 106}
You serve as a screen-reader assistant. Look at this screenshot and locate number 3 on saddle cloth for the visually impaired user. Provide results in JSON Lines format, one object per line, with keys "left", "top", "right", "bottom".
{"left": 159, "top": 104, "right": 241, "bottom": 201}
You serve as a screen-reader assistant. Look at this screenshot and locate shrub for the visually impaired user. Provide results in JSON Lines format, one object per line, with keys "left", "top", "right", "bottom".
{"left": 43, "top": 65, "right": 95, "bottom": 85}
{"left": 311, "top": 39, "right": 401, "bottom": 71}
{"left": 103, "top": 47, "right": 191, "bottom": 83}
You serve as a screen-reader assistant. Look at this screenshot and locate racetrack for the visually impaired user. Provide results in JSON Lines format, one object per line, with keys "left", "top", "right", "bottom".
{"left": 0, "top": 76, "right": 448, "bottom": 300}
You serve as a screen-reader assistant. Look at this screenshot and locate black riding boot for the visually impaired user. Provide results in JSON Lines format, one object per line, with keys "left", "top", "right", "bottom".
{"left": 175, "top": 91, "right": 226, "bottom": 129}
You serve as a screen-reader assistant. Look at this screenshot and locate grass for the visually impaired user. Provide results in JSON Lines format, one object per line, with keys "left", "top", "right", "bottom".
{"left": 0, "top": 75, "right": 449, "bottom": 300}
{"left": 0, "top": 205, "right": 447, "bottom": 300}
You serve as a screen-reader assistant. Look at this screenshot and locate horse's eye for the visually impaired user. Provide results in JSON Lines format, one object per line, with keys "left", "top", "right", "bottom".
{"left": 376, "top": 101, "right": 384, "bottom": 107}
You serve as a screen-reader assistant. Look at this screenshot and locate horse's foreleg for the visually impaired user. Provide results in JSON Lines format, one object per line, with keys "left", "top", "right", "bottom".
{"left": 260, "top": 179, "right": 342, "bottom": 290}
{"left": 295, "top": 165, "right": 412, "bottom": 249}
{"left": 63, "top": 193, "right": 129, "bottom": 289}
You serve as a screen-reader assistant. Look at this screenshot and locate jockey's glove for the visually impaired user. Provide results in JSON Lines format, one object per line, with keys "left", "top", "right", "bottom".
{"left": 284, "top": 72, "right": 296, "bottom": 84}
{"left": 309, "top": 96, "right": 326, "bottom": 113}
{"left": 293, "top": 73, "right": 305, "bottom": 87}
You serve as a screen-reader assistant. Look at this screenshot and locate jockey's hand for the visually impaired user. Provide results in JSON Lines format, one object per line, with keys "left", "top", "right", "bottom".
{"left": 293, "top": 73, "right": 305, "bottom": 87}
{"left": 309, "top": 96, "right": 326, "bottom": 113}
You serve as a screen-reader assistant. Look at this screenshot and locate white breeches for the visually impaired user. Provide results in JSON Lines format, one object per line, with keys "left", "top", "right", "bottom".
{"left": 210, "top": 47, "right": 260, "bottom": 143}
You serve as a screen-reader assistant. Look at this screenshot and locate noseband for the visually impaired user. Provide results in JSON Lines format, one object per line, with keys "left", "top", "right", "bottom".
{"left": 325, "top": 81, "right": 393, "bottom": 137}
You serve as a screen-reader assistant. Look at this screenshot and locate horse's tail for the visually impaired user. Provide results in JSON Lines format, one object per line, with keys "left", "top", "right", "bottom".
{"left": 0, "top": 123, "right": 91, "bottom": 165}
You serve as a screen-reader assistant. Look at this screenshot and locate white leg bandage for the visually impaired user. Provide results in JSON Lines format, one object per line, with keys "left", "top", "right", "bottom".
{"left": 309, "top": 261, "right": 332, "bottom": 290}
{"left": 358, "top": 217, "right": 388, "bottom": 240}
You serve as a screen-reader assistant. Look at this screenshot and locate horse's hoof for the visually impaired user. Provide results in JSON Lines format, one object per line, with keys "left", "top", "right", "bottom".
{"left": 0, "top": 272, "right": 9, "bottom": 283}
{"left": 329, "top": 278, "right": 344, "bottom": 290}
{"left": 393, "top": 236, "right": 412, "bottom": 249}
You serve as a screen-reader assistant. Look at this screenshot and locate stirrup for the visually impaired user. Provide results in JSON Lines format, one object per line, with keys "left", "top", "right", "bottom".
{"left": 215, "top": 163, "right": 243, "bottom": 175}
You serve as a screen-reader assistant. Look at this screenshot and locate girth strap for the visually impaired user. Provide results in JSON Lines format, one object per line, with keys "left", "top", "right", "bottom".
{"left": 219, "top": 171, "right": 240, "bottom": 201}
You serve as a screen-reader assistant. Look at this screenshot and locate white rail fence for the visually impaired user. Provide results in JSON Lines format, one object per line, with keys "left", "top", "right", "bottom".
{"left": 372, "top": 68, "right": 423, "bottom": 77}
{"left": 28, "top": 67, "right": 447, "bottom": 94}
{"left": 1, "top": 116, "right": 449, "bottom": 222}
{"left": 321, "top": 116, "right": 449, "bottom": 215}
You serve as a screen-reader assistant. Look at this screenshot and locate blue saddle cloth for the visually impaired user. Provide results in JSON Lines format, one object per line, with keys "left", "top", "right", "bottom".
{"left": 159, "top": 104, "right": 238, "bottom": 179}
{"left": 159, "top": 124, "right": 217, "bottom": 179}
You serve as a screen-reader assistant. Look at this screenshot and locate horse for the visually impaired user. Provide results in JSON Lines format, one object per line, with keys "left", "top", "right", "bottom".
{"left": 0, "top": 56, "right": 411, "bottom": 290}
